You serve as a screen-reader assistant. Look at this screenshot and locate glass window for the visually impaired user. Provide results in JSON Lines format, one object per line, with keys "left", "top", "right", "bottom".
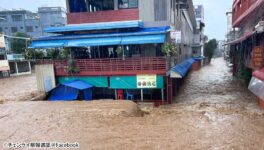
{"left": 118, "top": 0, "right": 138, "bottom": 9}
{"left": 12, "top": 15, "right": 23, "bottom": 21}
{"left": 26, "top": 26, "right": 33, "bottom": 32}
{"left": 0, "top": 27, "right": 2, "bottom": 32}
{"left": 11, "top": 27, "right": 18, "bottom": 33}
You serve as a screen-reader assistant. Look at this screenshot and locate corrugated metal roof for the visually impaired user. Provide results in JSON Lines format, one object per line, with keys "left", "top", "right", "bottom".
{"left": 44, "top": 20, "right": 144, "bottom": 33}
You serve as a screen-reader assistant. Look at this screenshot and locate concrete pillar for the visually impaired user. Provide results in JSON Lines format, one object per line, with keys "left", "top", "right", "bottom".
{"left": 115, "top": 89, "right": 117, "bottom": 100}
{"left": 167, "top": 77, "right": 173, "bottom": 104}
{"left": 114, "top": 0, "right": 118, "bottom": 10}
{"left": 28, "top": 61, "right": 31, "bottom": 73}
{"left": 15, "top": 62, "right": 19, "bottom": 75}
{"left": 141, "top": 89, "right": 143, "bottom": 102}
{"left": 161, "top": 89, "right": 164, "bottom": 102}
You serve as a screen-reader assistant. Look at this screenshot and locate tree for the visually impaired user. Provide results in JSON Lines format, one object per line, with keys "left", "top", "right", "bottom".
{"left": 204, "top": 39, "right": 218, "bottom": 63}
{"left": 10, "top": 32, "right": 30, "bottom": 54}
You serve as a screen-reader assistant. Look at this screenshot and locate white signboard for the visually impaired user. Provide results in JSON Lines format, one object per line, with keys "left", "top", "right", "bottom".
{"left": 175, "top": 31, "right": 182, "bottom": 44}
{"left": 0, "top": 60, "right": 10, "bottom": 71}
{"left": 170, "top": 30, "right": 182, "bottom": 44}
{"left": 137, "top": 75, "right": 157, "bottom": 88}
{"left": 0, "top": 34, "right": 6, "bottom": 48}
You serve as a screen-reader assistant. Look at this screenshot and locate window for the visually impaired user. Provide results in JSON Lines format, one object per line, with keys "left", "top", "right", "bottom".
{"left": 12, "top": 15, "right": 23, "bottom": 21}
{"left": 11, "top": 27, "right": 18, "bottom": 33}
{"left": 5, "top": 27, "right": 8, "bottom": 30}
{"left": 118, "top": 0, "right": 138, "bottom": 9}
{"left": 35, "top": 26, "right": 38, "bottom": 29}
{"left": 20, "top": 27, "right": 23, "bottom": 29}
{"left": 26, "top": 26, "right": 33, "bottom": 32}
{"left": 0, "top": 16, "right": 7, "bottom": 22}
{"left": 0, "top": 27, "right": 2, "bottom": 32}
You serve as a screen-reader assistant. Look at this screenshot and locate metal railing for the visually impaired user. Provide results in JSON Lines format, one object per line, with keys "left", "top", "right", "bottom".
{"left": 37, "top": 57, "right": 167, "bottom": 76}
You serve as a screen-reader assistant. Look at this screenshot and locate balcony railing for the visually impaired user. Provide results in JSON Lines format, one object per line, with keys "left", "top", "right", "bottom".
{"left": 232, "top": 0, "right": 264, "bottom": 27}
{"left": 67, "top": 8, "right": 139, "bottom": 24}
{"left": 37, "top": 57, "right": 167, "bottom": 76}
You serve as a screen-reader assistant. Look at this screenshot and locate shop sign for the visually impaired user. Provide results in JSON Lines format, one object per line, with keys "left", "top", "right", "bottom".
{"left": 252, "top": 46, "right": 264, "bottom": 68}
{"left": 170, "top": 30, "right": 182, "bottom": 44}
{"left": 137, "top": 75, "right": 157, "bottom": 88}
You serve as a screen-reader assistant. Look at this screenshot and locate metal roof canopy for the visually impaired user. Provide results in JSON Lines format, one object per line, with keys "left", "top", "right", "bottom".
{"left": 29, "top": 26, "right": 170, "bottom": 48}
{"left": 169, "top": 58, "right": 195, "bottom": 78}
{"left": 44, "top": 20, "right": 144, "bottom": 33}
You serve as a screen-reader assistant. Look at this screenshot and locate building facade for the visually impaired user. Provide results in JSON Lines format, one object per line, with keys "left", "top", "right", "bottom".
{"left": 0, "top": 7, "right": 66, "bottom": 38}
{"left": 228, "top": 0, "right": 264, "bottom": 107}
{"left": 31, "top": 0, "right": 199, "bottom": 104}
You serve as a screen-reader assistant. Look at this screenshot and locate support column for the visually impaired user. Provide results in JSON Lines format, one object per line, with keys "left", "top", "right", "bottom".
{"left": 114, "top": 0, "right": 118, "bottom": 10}
{"left": 141, "top": 89, "right": 143, "bottom": 102}
{"left": 161, "top": 89, "right": 164, "bottom": 102}
{"left": 115, "top": 89, "right": 117, "bottom": 100}
{"left": 28, "top": 61, "right": 31, "bottom": 74}
{"left": 15, "top": 62, "right": 19, "bottom": 75}
{"left": 166, "top": 77, "right": 173, "bottom": 104}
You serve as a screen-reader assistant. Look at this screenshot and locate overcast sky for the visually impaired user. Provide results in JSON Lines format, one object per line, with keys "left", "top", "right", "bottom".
{"left": 0, "top": 0, "right": 232, "bottom": 40}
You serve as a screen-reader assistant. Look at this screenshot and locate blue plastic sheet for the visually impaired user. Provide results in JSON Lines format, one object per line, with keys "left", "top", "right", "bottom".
{"left": 171, "top": 58, "right": 195, "bottom": 77}
{"left": 48, "top": 80, "right": 94, "bottom": 101}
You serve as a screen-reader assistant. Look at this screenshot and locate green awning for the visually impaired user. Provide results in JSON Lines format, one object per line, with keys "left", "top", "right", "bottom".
{"left": 57, "top": 76, "right": 108, "bottom": 88}
{"left": 110, "top": 75, "right": 164, "bottom": 89}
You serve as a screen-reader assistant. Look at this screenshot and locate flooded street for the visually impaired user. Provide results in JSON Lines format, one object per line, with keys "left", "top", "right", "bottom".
{"left": 0, "top": 75, "right": 40, "bottom": 102}
{"left": 1, "top": 58, "right": 264, "bottom": 150}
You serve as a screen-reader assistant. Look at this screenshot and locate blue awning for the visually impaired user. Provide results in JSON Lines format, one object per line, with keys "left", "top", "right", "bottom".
{"left": 62, "top": 80, "right": 93, "bottom": 90}
{"left": 29, "top": 27, "right": 169, "bottom": 48}
{"left": 45, "top": 20, "right": 144, "bottom": 33}
{"left": 169, "top": 58, "right": 195, "bottom": 78}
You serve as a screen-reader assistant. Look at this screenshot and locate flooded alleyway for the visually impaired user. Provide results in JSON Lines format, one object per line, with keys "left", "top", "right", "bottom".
{"left": 0, "top": 58, "right": 264, "bottom": 150}
{"left": 175, "top": 57, "right": 259, "bottom": 110}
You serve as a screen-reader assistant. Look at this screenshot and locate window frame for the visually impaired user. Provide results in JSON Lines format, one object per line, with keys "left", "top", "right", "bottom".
{"left": 118, "top": 0, "right": 138, "bottom": 9}
{"left": 11, "top": 15, "right": 23, "bottom": 22}
{"left": 26, "top": 26, "right": 34, "bottom": 32}
{"left": 11, "top": 27, "right": 18, "bottom": 33}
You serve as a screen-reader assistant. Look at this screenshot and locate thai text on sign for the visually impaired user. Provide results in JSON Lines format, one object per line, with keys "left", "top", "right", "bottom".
{"left": 137, "top": 75, "right": 157, "bottom": 88}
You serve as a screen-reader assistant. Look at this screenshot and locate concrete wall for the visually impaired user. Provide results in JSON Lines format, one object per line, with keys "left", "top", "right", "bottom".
{"left": 139, "top": 0, "right": 170, "bottom": 27}
{"left": 35, "top": 64, "right": 56, "bottom": 92}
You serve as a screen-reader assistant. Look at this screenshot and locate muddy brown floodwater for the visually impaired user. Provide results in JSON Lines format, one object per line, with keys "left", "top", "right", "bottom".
{"left": 0, "top": 74, "right": 40, "bottom": 102}
{"left": 0, "top": 58, "right": 264, "bottom": 150}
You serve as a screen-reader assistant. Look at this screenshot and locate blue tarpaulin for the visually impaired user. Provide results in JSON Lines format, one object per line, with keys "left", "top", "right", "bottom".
{"left": 170, "top": 58, "right": 195, "bottom": 78}
{"left": 48, "top": 80, "right": 94, "bottom": 101}
{"left": 29, "top": 27, "right": 169, "bottom": 48}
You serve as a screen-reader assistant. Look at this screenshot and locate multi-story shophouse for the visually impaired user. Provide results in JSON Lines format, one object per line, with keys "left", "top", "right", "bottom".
{"left": 227, "top": 0, "right": 264, "bottom": 108}
{"left": 31, "top": 0, "right": 198, "bottom": 104}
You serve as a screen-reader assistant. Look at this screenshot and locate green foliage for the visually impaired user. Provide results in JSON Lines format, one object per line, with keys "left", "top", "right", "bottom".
{"left": 162, "top": 42, "right": 178, "bottom": 57}
{"left": 204, "top": 39, "right": 218, "bottom": 62}
{"left": 47, "top": 49, "right": 59, "bottom": 59}
{"left": 116, "top": 46, "right": 123, "bottom": 55}
{"left": 10, "top": 32, "right": 30, "bottom": 54}
{"left": 46, "top": 48, "right": 70, "bottom": 59}
{"left": 25, "top": 49, "right": 45, "bottom": 59}
{"left": 60, "top": 48, "right": 70, "bottom": 59}
{"left": 67, "top": 59, "right": 80, "bottom": 74}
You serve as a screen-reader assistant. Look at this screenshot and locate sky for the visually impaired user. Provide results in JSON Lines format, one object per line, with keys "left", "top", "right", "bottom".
{"left": 0, "top": 0, "right": 232, "bottom": 40}
{"left": 193, "top": 0, "right": 233, "bottom": 40}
